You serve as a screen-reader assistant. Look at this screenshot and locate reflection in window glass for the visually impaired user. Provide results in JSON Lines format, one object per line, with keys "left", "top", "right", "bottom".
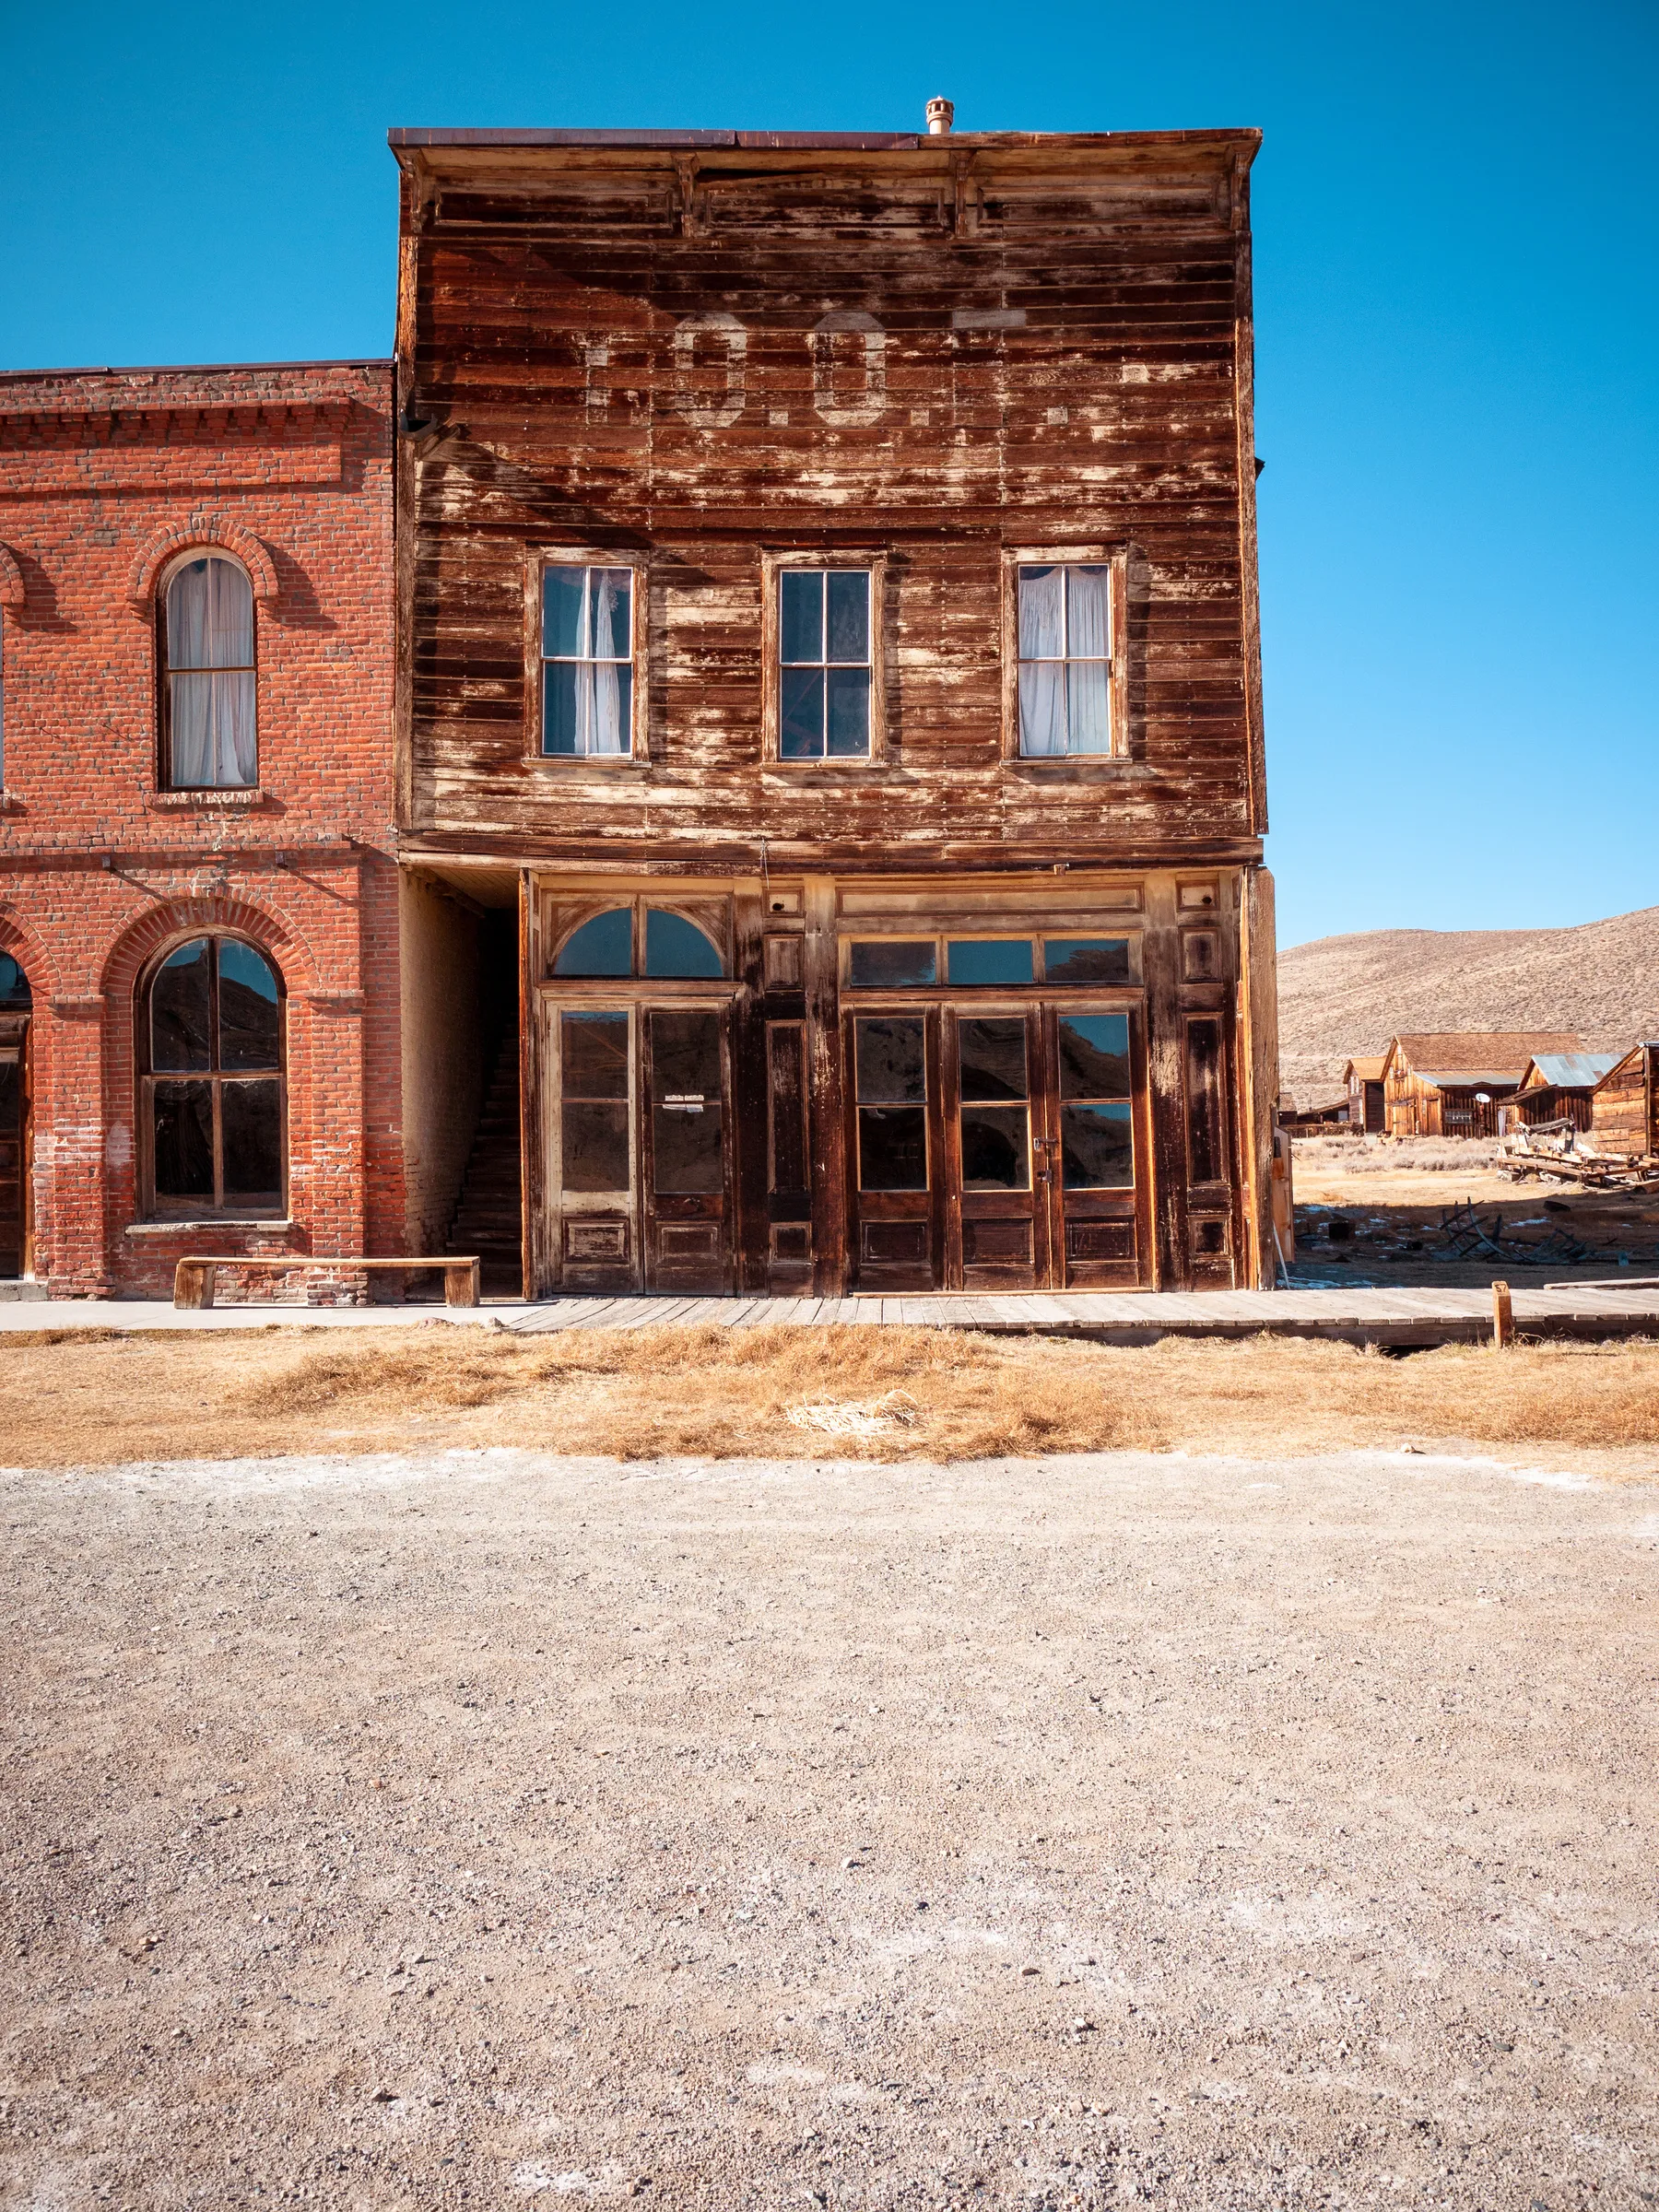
{"left": 855, "top": 1015, "right": 927, "bottom": 1191}
{"left": 644, "top": 910, "right": 724, "bottom": 980}
{"left": 218, "top": 939, "right": 281, "bottom": 1071}
{"left": 143, "top": 935, "right": 285, "bottom": 1216}
{"left": 1043, "top": 937, "right": 1131, "bottom": 984}
{"left": 947, "top": 938, "right": 1034, "bottom": 987}
{"left": 780, "top": 568, "right": 873, "bottom": 759}
{"left": 1057, "top": 1014, "right": 1131, "bottom": 1099}
{"left": 1060, "top": 1101, "right": 1134, "bottom": 1189}
{"left": 1056, "top": 1012, "right": 1133, "bottom": 1190}
{"left": 555, "top": 909, "right": 633, "bottom": 978}
{"left": 847, "top": 940, "right": 936, "bottom": 989}
{"left": 959, "top": 1018, "right": 1030, "bottom": 1193}
{"left": 0, "top": 955, "right": 28, "bottom": 1008}
{"left": 152, "top": 939, "right": 213, "bottom": 1072}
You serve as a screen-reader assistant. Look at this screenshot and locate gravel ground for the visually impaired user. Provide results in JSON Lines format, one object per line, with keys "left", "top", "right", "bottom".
{"left": 3, "top": 1444, "right": 1656, "bottom": 2210}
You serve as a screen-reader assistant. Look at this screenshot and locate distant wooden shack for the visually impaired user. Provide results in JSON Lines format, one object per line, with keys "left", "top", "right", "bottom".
{"left": 1343, "top": 1055, "right": 1386, "bottom": 1134}
{"left": 1381, "top": 1031, "right": 1584, "bottom": 1138}
{"left": 1500, "top": 1051, "right": 1621, "bottom": 1133}
{"left": 1588, "top": 1043, "right": 1659, "bottom": 1158}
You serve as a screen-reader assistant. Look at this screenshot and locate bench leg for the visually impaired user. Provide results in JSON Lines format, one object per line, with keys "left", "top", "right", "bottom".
{"left": 444, "top": 1259, "right": 481, "bottom": 1309}
{"left": 174, "top": 1261, "right": 217, "bottom": 1311}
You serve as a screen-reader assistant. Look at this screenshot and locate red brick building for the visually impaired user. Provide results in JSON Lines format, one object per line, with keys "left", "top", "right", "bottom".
{"left": 0, "top": 359, "right": 405, "bottom": 1297}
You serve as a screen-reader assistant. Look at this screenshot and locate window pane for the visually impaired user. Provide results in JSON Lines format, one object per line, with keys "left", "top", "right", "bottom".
{"left": 1018, "top": 565, "right": 1065, "bottom": 659}
{"left": 780, "top": 570, "right": 823, "bottom": 664}
{"left": 644, "top": 910, "right": 724, "bottom": 979}
{"left": 858, "top": 1107, "right": 927, "bottom": 1190}
{"left": 171, "top": 668, "right": 256, "bottom": 788}
{"left": 152, "top": 939, "right": 212, "bottom": 1072}
{"left": 1061, "top": 1101, "right": 1134, "bottom": 1189}
{"left": 561, "top": 1010, "right": 629, "bottom": 1096}
{"left": 947, "top": 938, "right": 1034, "bottom": 986}
{"left": 1067, "top": 659, "right": 1112, "bottom": 753}
{"left": 848, "top": 941, "right": 936, "bottom": 989}
{"left": 1044, "top": 937, "right": 1131, "bottom": 984}
{"left": 780, "top": 666, "right": 825, "bottom": 759}
{"left": 1018, "top": 662, "right": 1067, "bottom": 757}
{"left": 1066, "top": 565, "right": 1111, "bottom": 656}
{"left": 562, "top": 1103, "right": 629, "bottom": 1192}
{"left": 221, "top": 1079, "right": 283, "bottom": 1206}
{"left": 166, "top": 557, "right": 253, "bottom": 671}
{"left": 649, "top": 1010, "right": 724, "bottom": 1194}
{"left": 824, "top": 666, "right": 871, "bottom": 757}
{"left": 961, "top": 1104, "right": 1030, "bottom": 1191}
{"left": 1056, "top": 1015, "right": 1132, "bottom": 1099}
{"left": 218, "top": 940, "right": 281, "bottom": 1071}
{"left": 959, "top": 1018, "right": 1028, "bottom": 1101}
{"left": 153, "top": 1080, "right": 213, "bottom": 1197}
{"left": 0, "top": 954, "right": 29, "bottom": 1008}
{"left": 543, "top": 567, "right": 587, "bottom": 659}
{"left": 555, "top": 911, "right": 632, "bottom": 979}
{"left": 826, "top": 571, "right": 870, "bottom": 663}
{"left": 544, "top": 661, "right": 581, "bottom": 755}
{"left": 590, "top": 569, "right": 631, "bottom": 660}
{"left": 855, "top": 1016, "right": 926, "bottom": 1103}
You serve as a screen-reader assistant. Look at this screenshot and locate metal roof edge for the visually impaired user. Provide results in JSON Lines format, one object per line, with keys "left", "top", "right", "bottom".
{"left": 386, "top": 124, "right": 1261, "bottom": 157}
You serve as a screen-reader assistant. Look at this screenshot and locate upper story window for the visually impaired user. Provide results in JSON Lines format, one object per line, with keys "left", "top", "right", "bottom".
{"left": 160, "top": 556, "right": 257, "bottom": 788}
{"left": 1018, "top": 562, "right": 1112, "bottom": 757}
{"left": 553, "top": 904, "right": 726, "bottom": 981}
{"left": 542, "top": 565, "right": 635, "bottom": 756}
{"left": 780, "top": 568, "right": 872, "bottom": 759}
{"left": 139, "top": 935, "right": 285, "bottom": 1218}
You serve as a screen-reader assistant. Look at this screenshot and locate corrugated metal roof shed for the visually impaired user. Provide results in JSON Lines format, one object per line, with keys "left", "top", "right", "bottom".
{"left": 1525, "top": 1053, "right": 1622, "bottom": 1089}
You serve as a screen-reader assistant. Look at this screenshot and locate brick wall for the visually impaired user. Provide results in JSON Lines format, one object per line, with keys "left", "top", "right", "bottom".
{"left": 0, "top": 361, "right": 404, "bottom": 1297}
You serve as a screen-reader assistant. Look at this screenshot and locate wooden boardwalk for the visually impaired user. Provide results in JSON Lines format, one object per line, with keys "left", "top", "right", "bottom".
{"left": 503, "top": 1280, "right": 1659, "bottom": 1349}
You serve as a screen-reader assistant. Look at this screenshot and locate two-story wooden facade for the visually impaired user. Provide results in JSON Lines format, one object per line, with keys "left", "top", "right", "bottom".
{"left": 391, "top": 119, "right": 1280, "bottom": 1298}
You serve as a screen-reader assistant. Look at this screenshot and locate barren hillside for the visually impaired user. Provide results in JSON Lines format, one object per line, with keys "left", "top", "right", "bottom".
{"left": 1278, "top": 904, "right": 1659, "bottom": 1103}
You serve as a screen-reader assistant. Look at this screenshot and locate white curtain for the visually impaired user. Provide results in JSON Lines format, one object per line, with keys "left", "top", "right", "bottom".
{"left": 1018, "top": 566, "right": 1066, "bottom": 756}
{"left": 577, "top": 569, "right": 629, "bottom": 754}
{"left": 167, "top": 559, "right": 256, "bottom": 786}
{"left": 1066, "top": 566, "right": 1112, "bottom": 754}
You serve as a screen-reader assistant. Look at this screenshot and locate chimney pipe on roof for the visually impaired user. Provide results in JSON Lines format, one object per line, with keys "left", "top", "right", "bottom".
{"left": 926, "top": 97, "right": 954, "bottom": 135}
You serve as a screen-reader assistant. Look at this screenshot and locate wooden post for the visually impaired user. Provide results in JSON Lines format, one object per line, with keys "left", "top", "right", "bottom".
{"left": 444, "top": 1257, "right": 481, "bottom": 1309}
{"left": 1491, "top": 1278, "right": 1513, "bottom": 1349}
{"left": 173, "top": 1260, "right": 216, "bottom": 1310}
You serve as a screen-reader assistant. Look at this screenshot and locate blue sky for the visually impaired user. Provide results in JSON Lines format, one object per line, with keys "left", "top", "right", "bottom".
{"left": 4, "top": 0, "right": 1654, "bottom": 947}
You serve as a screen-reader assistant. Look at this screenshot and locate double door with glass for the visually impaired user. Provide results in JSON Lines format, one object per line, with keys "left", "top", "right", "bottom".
{"left": 551, "top": 1001, "right": 732, "bottom": 1293}
{"left": 848, "top": 1003, "right": 1146, "bottom": 1292}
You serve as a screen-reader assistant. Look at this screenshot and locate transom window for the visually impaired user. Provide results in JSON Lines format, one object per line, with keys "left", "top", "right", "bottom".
{"left": 1018, "top": 563, "right": 1112, "bottom": 757}
{"left": 542, "top": 565, "right": 634, "bottom": 756}
{"left": 845, "top": 935, "right": 1134, "bottom": 988}
{"left": 780, "top": 568, "right": 872, "bottom": 759}
{"left": 161, "top": 556, "right": 257, "bottom": 788}
{"left": 140, "top": 935, "right": 285, "bottom": 1217}
{"left": 553, "top": 905, "right": 725, "bottom": 981}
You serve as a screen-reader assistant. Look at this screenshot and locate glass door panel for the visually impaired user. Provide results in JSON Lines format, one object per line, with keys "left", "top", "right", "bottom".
{"left": 644, "top": 1006, "right": 731, "bottom": 1291}
{"left": 850, "top": 1012, "right": 938, "bottom": 1288}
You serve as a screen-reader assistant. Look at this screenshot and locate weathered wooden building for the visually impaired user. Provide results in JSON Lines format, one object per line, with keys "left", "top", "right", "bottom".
{"left": 1500, "top": 1051, "right": 1620, "bottom": 1133}
{"left": 1588, "top": 1043, "right": 1659, "bottom": 1158}
{"left": 1343, "top": 1054, "right": 1386, "bottom": 1134}
{"left": 390, "top": 114, "right": 1279, "bottom": 1298}
{"left": 1381, "top": 1031, "right": 1583, "bottom": 1139}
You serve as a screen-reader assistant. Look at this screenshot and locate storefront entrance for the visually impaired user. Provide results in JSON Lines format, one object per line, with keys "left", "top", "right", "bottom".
{"left": 848, "top": 1001, "right": 1149, "bottom": 1293}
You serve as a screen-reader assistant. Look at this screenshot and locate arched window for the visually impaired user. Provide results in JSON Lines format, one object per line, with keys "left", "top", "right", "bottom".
{"left": 0, "top": 953, "right": 29, "bottom": 1279}
{"left": 140, "top": 936, "right": 285, "bottom": 1217}
{"left": 552, "top": 906, "right": 725, "bottom": 981}
{"left": 160, "top": 555, "right": 257, "bottom": 789}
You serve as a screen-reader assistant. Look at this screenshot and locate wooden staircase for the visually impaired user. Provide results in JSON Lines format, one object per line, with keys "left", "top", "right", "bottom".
{"left": 446, "top": 1034, "right": 524, "bottom": 1296}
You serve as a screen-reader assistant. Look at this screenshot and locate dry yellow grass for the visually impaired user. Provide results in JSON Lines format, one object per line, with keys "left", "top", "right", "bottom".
{"left": 4, "top": 1323, "right": 1659, "bottom": 1470}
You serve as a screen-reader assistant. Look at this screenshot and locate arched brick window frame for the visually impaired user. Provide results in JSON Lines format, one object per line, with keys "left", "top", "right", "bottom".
{"left": 135, "top": 930, "right": 288, "bottom": 1220}
{"left": 103, "top": 900, "right": 310, "bottom": 1227}
{"left": 125, "top": 516, "right": 279, "bottom": 616}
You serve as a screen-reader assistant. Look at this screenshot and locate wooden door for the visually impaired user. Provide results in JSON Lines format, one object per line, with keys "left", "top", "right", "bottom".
{"left": 946, "top": 1009, "right": 1047, "bottom": 1291}
{"left": 848, "top": 1009, "right": 940, "bottom": 1290}
{"left": 1042, "top": 1006, "right": 1146, "bottom": 1288}
{"left": 554, "top": 1006, "right": 638, "bottom": 1291}
{"left": 643, "top": 1006, "right": 732, "bottom": 1292}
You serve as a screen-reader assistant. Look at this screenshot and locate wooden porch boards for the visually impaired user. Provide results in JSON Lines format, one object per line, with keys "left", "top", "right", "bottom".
{"left": 502, "top": 1281, "right": 1659, "bottom": 1349}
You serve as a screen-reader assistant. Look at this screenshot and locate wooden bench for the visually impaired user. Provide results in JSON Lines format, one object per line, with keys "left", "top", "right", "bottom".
{"left": 173, "top": 1255, "right": 481, "bottom": 1311}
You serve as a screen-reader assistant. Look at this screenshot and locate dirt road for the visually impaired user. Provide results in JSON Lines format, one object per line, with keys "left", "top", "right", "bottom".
{"left": 3, "top": 1445, "right": 1656, "bottom": 2208}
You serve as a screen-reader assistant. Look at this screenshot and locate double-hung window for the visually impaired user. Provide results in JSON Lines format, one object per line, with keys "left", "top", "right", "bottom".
{"left": 779, "top": 567, "right": 872, "bottom": 759}
{"left": 542, "top": 565, "right": 635, "bottom": 756}
{"left": 161, "top": 555, "right": 257, "bottom": 788}
{"left": 1017, "top": 562, "right": 1112, "bottom": 756}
